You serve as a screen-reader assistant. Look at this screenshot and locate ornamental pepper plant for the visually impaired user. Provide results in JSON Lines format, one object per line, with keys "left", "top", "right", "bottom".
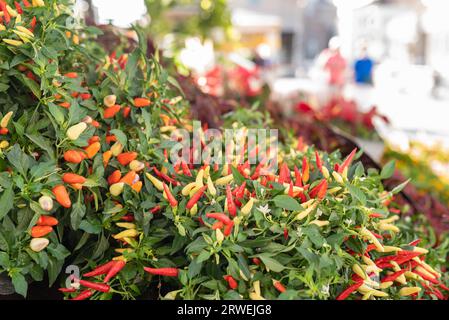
{"left": 0, "top": 1, "right": 447, "bottom": 300}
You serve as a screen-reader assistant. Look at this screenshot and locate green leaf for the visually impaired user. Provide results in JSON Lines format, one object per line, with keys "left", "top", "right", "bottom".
{"left": 20, "top": 74, "right": 41, "bottom": 98}
{"left": 391, "top": 179, "right": 410, "bottom": 194}
{"left": 11, "top": 272, "right": 28, "bottom": 297}
{"left": 109, "top": 129, "right": 127, "bottom": 147}
{"left": 0, "top": 187, "right": 14, "bottom": 220}
{"left": 347, "top": 184, "right": 366, "bottom": 206}
{"left": 47, "top": 102, "right": 65, "bottom": 125}
{"left": 302, "top": 225, "right": 325, "bottom": 248}
{"left": 6, "top": 144, "right": 30, "bottom": 177}
{"left": 272, "top": 195, "right": 301, "bottom": 211}
{"left": 70, "top": 198, "right": 86, "bottom": 230}
{"left": 380, "top": 160, "right": 395, "bottom": 180}
{"left": 0, "top": 252, "right": 9, "bottom": 268}
{"left": 257, "top": 254, "right": 286, "bottom": 272}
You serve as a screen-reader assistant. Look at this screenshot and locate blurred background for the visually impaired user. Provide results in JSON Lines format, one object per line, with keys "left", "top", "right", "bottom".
{"left": 74, "top": 0, "right": 449, "bottom": 216}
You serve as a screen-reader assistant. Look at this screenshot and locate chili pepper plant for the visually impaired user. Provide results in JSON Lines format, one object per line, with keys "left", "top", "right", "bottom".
{"left": 0, "top": 1, "right": 447, "bottom": 300}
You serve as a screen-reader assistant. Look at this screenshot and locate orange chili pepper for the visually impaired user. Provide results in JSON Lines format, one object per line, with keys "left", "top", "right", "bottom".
{"left": 52, "top": 185, "right": 72, "bottom": 208}
{"left": 108, "top": 170, "right": 121, "bottom": 185}
{"left": 117, "top": 152, "right": 137, "bottom": 166}
{"left": 31, "top": 226, "right": 53, "bottom": 238}
{"left": 62, "top": 173, "right": 86, "bottom": 184}
{"left": 133, "top": 97, "right": 151, "bottom": 107}
{"left": 84, "top": 142, "right": 101, "bottom": 159}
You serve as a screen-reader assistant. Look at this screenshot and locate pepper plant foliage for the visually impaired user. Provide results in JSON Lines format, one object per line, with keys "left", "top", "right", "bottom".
{"left": 0, "top": 1, "right": 448, "bottom": 300}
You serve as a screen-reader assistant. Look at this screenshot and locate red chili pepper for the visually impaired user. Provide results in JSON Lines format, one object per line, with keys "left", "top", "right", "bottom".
{"left": 83, "top": 261, "right": 116, "bottom": 277}
{"left": 70, "top": 289, "right": 93, "bottom": 301}
{"left": 273, "top": 281, "right": 286, "bottom": 293}
{"left": 150, "top": 205, "right": 161, "bottom": 214}
{"left": 408, "top": 239, "right": 421, "bottom": 247}
{"left": 338, "top": 148, "right": 357, "bottom": 174}
{"left": 144, "top": 267, "right": 179, "bottom": 277}
{"left": 288, "top": 181, "right": 294, "bottom": 197}
{"left": 59, "top": 287, "right": 77, "bottom": 293}
{"left": 394, "top": 252, "right": 423, "bottom": 265}
{"left": 365, "top": 244, "right": 377, "bottom": 254}
{"left": 30, "top": 16, "right": 37, "bottom": 31}
{"left": 302, "top": 156, "right": 309, "bottom": 184}
{"left": 206, "top": 213, "right": 232, "bottom": 225}
{"left": 283, "top": 228, "right": 289, "bottom": 240}
{"left": 153, "top": 167, "right": 178, "bottom": 185}
{"left": 181, "top": 161, "right": 192, "bottom": 176}
{"left": 370, "top": 231, "right": 383, "bottom": 239}
{"left": 315, "top": 150, "right": 323, "bottom": 172}
{"left": 389, "top": 208, "right": 401, "bottom": 214}
{"left": 369, "top": 213, "right": 384, "bottom": 218}
{"left": 252, "top": 258, "right": 261, "bottom": 265}
{"left": 381, "top": 269, "right": 406, "bottom": 283}
{"left": 163, "top": 183, "right": 178, "bottom": 207}
{"left": 309, "top": 179, "right": 327, "bottom": 199}
{"left": 1, "top": 2, "right": 10, "bottom": 24}
{"left": 336, "top": 281, "right": 364, "bottom": 300}
{"left": 14, "top": 1, "right": 23, "bottom": 14}
{"left": 278, "top": 163, "right": 290, "bottom": 184}
{"left": 429, "top": 287, "right": 445, "bottom": 300}
{"left": 23, "top": 0, "right": 31, "bottom": 7}
{"left": 79, "top": 280, "right": 110, "bottom": 293}
{"left": 223, "top": 275, "right": 238, "bottom": 290}
{"left": 226, "top": 185, "right": 237, "bottom": 217}
{"left": 212, "top": 221, "right": 224, "bottom": 230}
{"left": 235, "top": 182, "right": 246, "bottom": 199}
{"left": 120, "top": 215, "right": 135, "bottom": 222}
{"left": 186, "top": 185, "right": 207, "bottom": 210}
{"left": 223, "top": 220, "right": 234, "bottom": 237}
{"left": 103, "top": 260, "right": 126, "bottom": 283}
{"left": 413, "top": 270, "right": 439, "bottom": 284}
{"left": 294, "top": 166, "right": 303, "bottom": 187}
{"left": 438, "top": 282, "right": 449, "bottom": 292}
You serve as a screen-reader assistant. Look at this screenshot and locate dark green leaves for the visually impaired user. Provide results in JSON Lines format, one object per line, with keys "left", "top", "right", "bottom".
{"left": 257, "top": 254, "right": 286, "bottom": 272}
{"left": 272, "top": 195, "right": 301, "bottom": 211}
{"left": 0, "top": 187, "right": 13, "bottom": 220}
{"left": 6, "top": 144, "right": 31, "bottom": 177}
{"left": 11, "top": 271, "right": 28, "bottom": 297}
{"left": 71, "top": 195, "right": 86, "bottom": 230}
{"left": 381, "top": 160, "right": 395, "bottom": 180}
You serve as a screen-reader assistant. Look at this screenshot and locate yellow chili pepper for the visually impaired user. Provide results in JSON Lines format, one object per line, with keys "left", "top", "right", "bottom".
{"left": 109, "top": 182, "right": 125, "bottom": 196}
{"left": 206, "top": 176, "right": 216, "bottom": 196}
{"left": 215, "top": 174, "right": 233, "bottom": 185}
{"left": 111, "top": 141, "right": 124, "bottom": 156}
{"left": 66, "top": 122, "right": 87, "bottom": 141}
{"left": 182, "top": 182, "right": 197, "bottom": 196}
{"left": 332, "top": 171, "right": 344, "bottom": 184}
{"left": 3, "top": 39, "right": 23, "bottom": 46}
{"left": 1, "top": 112, "right": 13, "bottom": 128}
{"left": 145, "top": 172, "right": 164, "bottom": 191}
{"left": 195, "top": 169, "right": 204, "bottom": 187}
{"left": 113, "top": 229, "right": 139, "bottom": 240}
{"left": 116, "top": 222, "right": 136, "bottom": 229}
{"left": 352, "top": 264, "right": 367, "bottom": 280}
{"left": 399, "top": 287, "right": 421, "bottom": 297}
{"left": 241, "top": 198, "right": 255, "bottom": 215}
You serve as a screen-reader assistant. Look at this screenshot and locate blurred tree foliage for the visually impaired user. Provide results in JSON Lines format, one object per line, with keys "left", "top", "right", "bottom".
{"left": 144, "top": 0, "right": 232, "bottom": 41}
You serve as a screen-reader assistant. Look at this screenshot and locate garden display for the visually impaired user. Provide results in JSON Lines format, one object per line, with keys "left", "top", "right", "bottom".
{"left": 0, "top": 1, "right": 448, "bottom": 301}
{"left": 383, "top": 140, "right": 449, "bottom": 209}
{"left": 295, "top": 97, "right": 389, "bottom": 141}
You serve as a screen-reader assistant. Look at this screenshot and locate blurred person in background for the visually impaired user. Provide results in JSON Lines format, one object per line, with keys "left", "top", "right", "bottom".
{"left": 323, "top": 37, "right": 347, "bottom": 89}
{"left": 354, "top": 45, "right": 374, "bottom": 85}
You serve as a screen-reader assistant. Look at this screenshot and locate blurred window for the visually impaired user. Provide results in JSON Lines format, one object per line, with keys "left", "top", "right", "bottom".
{"left": 281, "top": 32, "right": 294, "bottom": 64}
